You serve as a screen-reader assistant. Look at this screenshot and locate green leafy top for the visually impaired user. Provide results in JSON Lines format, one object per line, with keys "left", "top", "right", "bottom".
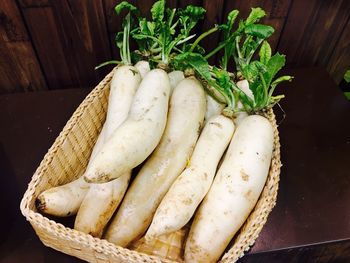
{"left": 174, "top": 7, "right": 292, "bottom": 115}
{"left": 344, "top": 69, "right": 350, "bottom": 83}
{"left": 130, "top": 0, "right": 205, "bottom": 68}
{"left": 95, "top": 1, "right": 139, "bottom": 69}
{"left": 245, "top": 7, "right": 266, "bottom": 25}
{"left": 203, "top": 7, "right": 272, "bottom": 71}
{"left": 97, "top": 2, "right": 292, "bottom": 116}
{"left": 115, "top": 1, "right": 138, "bottom": 15}
{"left": 174, "top": 53, "right": 238, "bottom": 112}
{"left": 151, "top": 0, "right": 165, "bottom": 22}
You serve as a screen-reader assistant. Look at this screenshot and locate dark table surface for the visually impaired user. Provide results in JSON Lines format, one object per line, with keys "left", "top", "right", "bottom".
{"left": 1, "top": 67, "right": 350, "bottom": 263}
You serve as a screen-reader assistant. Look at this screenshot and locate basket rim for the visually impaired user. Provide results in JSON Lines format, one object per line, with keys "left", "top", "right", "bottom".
{"left": 20, "top": 67, "right": 281, "bottom": 263}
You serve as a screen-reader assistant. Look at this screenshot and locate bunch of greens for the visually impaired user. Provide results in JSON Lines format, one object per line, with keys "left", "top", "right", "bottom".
{"left": 132, "top": 0, "right": 206, "bottom": 68}
{"left": 95, "top": 2, "right": 139, "bottom": 69}
{"left": 174, "top": 8, "right": 292, "bottom": 115}
{"left": 102, "top": 0, "right": 206, "bottom": 69}
{"left": 345, "top": 69, "right": 350, "bottom": 83}
{"left": 98, "top": 1, "right": 292, "bottom": 116}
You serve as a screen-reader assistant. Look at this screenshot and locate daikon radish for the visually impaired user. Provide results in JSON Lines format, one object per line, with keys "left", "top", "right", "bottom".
{"left": 146, "top": 115, "right": 234, "bottom": 239}
{"left": 84, "top": 69, "right": 170, "bottom": 183}
{"left": 35, "top": 123, "right": 106, "bottom": 216}
{"left": 135, "top": 60, "right": 150, "bottom": 78}
{"left": 234, "top": 79, "right": 251, "bottom": 126}
{"left": 35, "top": 176, "right": 89, "bottom": 217}
{"left": 74, "top": 64, "right": 145, "bottom": 235}
{"left": 204, "top": 94, "right": 225, "bottom": 123}
{"left": 104, "top": 77, "right": 206, "bottom": 247}
{"left": 75, "top": 67, "right": 183, "bottom": 236}
{"left": 237, "top": 79, "right": 253, "bottom": 99}
{"left": 168, "top": 70, "right": 185, "bottom": 93}
{"left": 36, "top": 65, "right": 141, "bottom": 216}
{"left": 185, "top": 115, "right": 274, "bottom": 263}
{"left": 74, "top": 172, "right": 131, "bottom": 237}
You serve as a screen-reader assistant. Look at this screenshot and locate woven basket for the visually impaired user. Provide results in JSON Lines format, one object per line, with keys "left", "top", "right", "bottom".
{"left": 20, "top": 67, "right": 282, "bottom": 263}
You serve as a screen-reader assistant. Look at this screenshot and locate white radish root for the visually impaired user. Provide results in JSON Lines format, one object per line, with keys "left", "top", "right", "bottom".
{"left": 234, "top": 80, "right": 252, "bottom": 126}
{"left": 72, "top": 69, "right": 181, "bottom": 236}
{"left": 135, "top": 60, "right": 150, "bottom": 79}
{"left": 74, "top": 172, "right": 131, "bottom": 237}
{"left": 103, "top": 65, "right": 143, "bottom": 138}
{"left": 168, "top": 70, "right": 185, "bottom": 93}
{"left": 36, "top": 115, "right": 106, "bottom": 217}
{"left": 36, "top": 65, "right": 141, "bottom": 217}
{"left": 204, "top": 94, "right": 225, "bottom": 123}
{"left": 35, "top": 176, "right": 90, "bottom": 217}
{"left": 146, "top": 115, "right": 234, "bottom": 239}
{"left": 104, "top": 77, "right": 206, "bottom": 247}
{"left": 185, "top": 115, "right": 274, "bottom": 263}
{"left": 74, "top": 65, "right": 144, "bottom": 235}
{"left": 84, "top": 69, "right": 170, "bottom": 183}
{"left": 237, "top": 79, "right": 253, "bottom": 99}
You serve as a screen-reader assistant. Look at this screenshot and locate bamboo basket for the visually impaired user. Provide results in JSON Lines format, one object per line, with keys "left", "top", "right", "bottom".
{"left": 20, "top": 67, "right": 282, "bottom": 263}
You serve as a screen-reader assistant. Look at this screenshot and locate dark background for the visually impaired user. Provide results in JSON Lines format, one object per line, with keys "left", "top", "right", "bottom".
{"left": 0, "top": 0, "right": 350, "bottom": 94}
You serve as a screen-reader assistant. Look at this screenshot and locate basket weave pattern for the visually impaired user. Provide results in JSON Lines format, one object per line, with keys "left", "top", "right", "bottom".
{"left": 20, "top": 68, "right": 281, "bottom": 263}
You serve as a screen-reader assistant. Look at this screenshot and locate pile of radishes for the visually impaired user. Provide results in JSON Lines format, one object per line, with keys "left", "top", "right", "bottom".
{"left": 36, "top": 1, "right": 292, "bottom": 262}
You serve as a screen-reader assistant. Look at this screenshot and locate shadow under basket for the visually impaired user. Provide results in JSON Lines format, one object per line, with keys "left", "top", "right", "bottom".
{"left": 20, "top": 67, "right": 282, "bottom": 263}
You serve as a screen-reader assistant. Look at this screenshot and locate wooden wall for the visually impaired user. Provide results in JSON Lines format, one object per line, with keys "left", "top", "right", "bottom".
{"left": 0, "top": 0, "right": 349, "bottom": 94}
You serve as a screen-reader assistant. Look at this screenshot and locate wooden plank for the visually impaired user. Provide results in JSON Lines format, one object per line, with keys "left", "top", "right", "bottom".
{"left": 17, "top": 0, "right": 50, "bottom": 8}
{"left": 21, "top": 0, "right": 112, "bottom": 90}
{"left": 178, "top": 0, "right": 202, "bottom": 8}
{"left": 0, "top": 0, "right": 46, "bottom": 93}
{"left": 167, "top": 0, "right": 178, "bottom": 8}
{"left": 136, "top": 1, "right": 153, "bottom": 18}
{"left": 327, "top": 17, "right": 350, "bottom": 84}
{"left": 82, "top": 0, "right": 112, "bottom": 71}
{"left": 50, "top": 0, "right": 112, "bottom": 84}
{"left": 103, "top": 0, "right": 123, "bottom": 59}
{"left": 0, "top": 0, "right": 28, "bottom": 41}
{"left": 135, "top": 0, "right": 178, "bottom": 18}
{"left": 278, "top": 0, "right": 350, "bottom": 67}
{"left": 0, "top": 41, "right": 47, "bottom": 93}
{"left": 200, "top": 0, "right": 224, "bottom": 64}
{"left": 1, "top": 0, "right": 348, "bottom": 93}
{"left": 21, "top": 7, "right": 74, "bottom": 89}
